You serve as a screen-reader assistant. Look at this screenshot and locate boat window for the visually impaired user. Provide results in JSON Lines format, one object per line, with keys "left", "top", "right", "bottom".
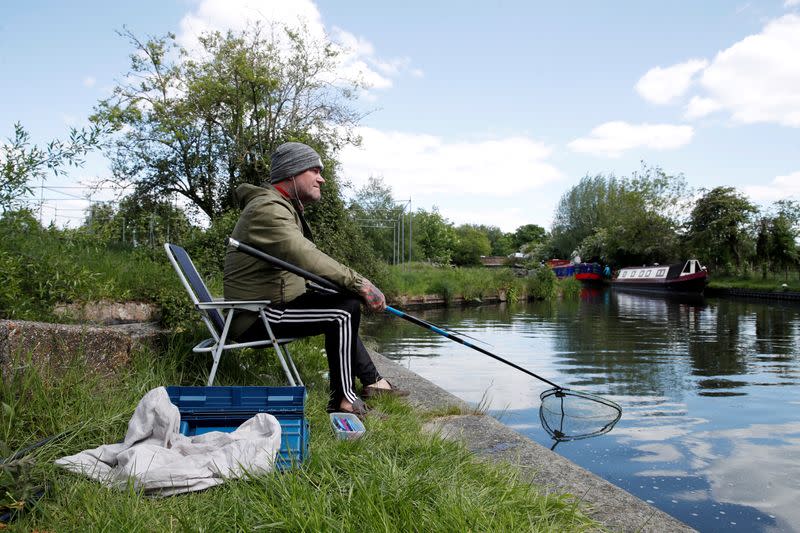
{"left": 638, "top": 270, "right": 645, "bottom": 278}
{"left": 646, "top": 270, "right": 652, "bottom": 277}
{"left": 656, "top": 269, "right": 666, "bottom": 277}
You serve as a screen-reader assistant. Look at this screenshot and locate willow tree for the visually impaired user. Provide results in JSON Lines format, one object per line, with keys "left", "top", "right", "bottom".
{"left": 92, "top": 24, "right": 365, "bottom": 221}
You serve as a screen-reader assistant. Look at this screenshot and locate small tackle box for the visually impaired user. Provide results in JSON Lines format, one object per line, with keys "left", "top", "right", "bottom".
{"left": 165, "top": 386, "right": 309, "bottom": 471}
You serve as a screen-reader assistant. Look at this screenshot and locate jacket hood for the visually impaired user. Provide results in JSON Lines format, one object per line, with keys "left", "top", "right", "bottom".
{"left": 235, "top": 183, "right": 273, "bottom": 210}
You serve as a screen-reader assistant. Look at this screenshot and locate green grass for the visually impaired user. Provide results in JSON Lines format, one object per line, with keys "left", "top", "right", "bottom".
{"left": 0, "top": 219, "right": 209, "bottom": 328}
{"left": 1, "top": 334, "right": 598, "bottom": 532}
{"left": 709, "top": 270, "right": 800, "bottom": 292}
{"left": 556, "top": 277, "right": 582, "bottom": 299}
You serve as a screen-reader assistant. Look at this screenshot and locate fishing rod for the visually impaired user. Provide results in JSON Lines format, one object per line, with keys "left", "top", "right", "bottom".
{"left": 228, "top": 238, "right": 562, "bottom": 390}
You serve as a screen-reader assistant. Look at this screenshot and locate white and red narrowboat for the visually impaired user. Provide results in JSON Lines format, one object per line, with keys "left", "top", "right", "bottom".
{"left": 612, "top": 259, "right": 708, "bottom": 294}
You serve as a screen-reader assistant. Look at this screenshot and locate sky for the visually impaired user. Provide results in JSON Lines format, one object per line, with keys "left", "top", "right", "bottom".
{"left": 1, "top": 0, "right": 799, "bottom": 232}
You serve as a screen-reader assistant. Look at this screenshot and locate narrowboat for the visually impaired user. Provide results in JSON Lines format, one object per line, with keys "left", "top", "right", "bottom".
{"left": 548, "top": 260, "right": 604, "bottom": 283}
{"left": 612, "top": 259, "right": 708, "bottom": 294}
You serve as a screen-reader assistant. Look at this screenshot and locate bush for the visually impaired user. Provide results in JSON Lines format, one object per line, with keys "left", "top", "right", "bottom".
{"left": 526, "top": 265, "right": 557, "bottom": 300}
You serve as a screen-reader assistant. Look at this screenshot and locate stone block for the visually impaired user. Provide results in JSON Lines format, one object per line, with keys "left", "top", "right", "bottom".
{"left": 52, "top": 300, "right": 161, "bottom": 325}
{"left": 0, "top": 319, "right": 166, "bottom": 379}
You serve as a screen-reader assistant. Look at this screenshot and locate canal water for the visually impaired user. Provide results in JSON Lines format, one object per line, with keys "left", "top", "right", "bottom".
{"left": 364, "top": 289, "right": 800, "bottom": 532}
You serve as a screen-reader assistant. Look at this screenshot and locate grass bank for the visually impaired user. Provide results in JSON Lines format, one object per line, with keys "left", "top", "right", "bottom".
{"left": 382, "top": 262, "right": 558, "bottom": 304}
{"left": 709, "top": 271, "right": 800, "bottom": 292}
{"left": 1, "top": 333, "right": 598, "bottom": 531}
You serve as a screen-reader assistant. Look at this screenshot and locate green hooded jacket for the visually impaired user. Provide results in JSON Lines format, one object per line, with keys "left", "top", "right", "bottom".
{"left": 223, "top": 183, "right": 366, "bottom": 338}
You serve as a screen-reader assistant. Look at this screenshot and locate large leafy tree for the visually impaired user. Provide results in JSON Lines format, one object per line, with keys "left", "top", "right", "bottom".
{"left": 550, "top": 164, "right": 688, "bottom": 265}
{"left": 756, "top": 200, "right": 799, "bottom": 278}
{"left": 466, "top": 224, "right": 515, "bottom": 256}
{"left": 93, "top": 25, "right": 365, "bottom": 221}
{"left": 685, "top": 186, "right": 757, "bottom": 272}
{"left": 452, "top": 224, "right": 491, "bottom": 266}
{"left": 512, "top": 223, "right": 546, "bottom": 251}
{"left": 412, "top": 207, "right": 455, "bottom": 264}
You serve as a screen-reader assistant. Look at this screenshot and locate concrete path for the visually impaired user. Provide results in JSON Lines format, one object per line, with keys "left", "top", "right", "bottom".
{"left": 369, "top": 350, "right": 694, "bottom": 533}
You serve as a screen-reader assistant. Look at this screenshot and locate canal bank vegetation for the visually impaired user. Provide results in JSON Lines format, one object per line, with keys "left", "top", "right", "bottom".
{"left": 0, "top": 215, "right": 566, "bottom": 328}
{"left": 1, "top": 338, "right": 598, "bottom": 531}
{"left": 381, "top": 261, "right": 561, "bottom": 304}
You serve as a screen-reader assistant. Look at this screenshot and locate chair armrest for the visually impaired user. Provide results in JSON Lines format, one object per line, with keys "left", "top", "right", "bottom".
{"left": 196, "top": 300, "right": 273, "bottom": 313}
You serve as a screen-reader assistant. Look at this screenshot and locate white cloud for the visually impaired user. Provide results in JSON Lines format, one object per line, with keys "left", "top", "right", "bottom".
{"left": 568, "top": 121, "right": 694, "bottom": 158}
{"left": 177, "top": 0, "right": 325, "bottom": 48}
{"left": 785, "top": 0, "right": 800, "bottom": 7}
{"left": 684, "top": 96, "right": 722, "bottom": 119}
{"left": 743, "top": 171, "right": 800, "bottom": 202}
{"left": 175, "top": 0, "right": 412, "bottom": 92}
{"left": 693, "top": 14, "right": 800, "bottom": 127}
{"left": 337, "top": 127, "right": 564, "bottom": 231}
{"left": 338, "top": 127, "right": 562, "bottom": 200}
{"left": 83, "top": 76, "right": 96, "bottom": 88}
{"left": 635, "top": 59, "right": 708, "bottom": 104}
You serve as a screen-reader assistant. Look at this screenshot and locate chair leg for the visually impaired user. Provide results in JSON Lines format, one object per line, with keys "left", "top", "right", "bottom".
{"left": 282, "top": 344, "right": 304, "bottom": 387}
{"left": 207, "top": 344, "right": 224, "bottom": 387}
{"left": 208, "top": 309, "right": 236, "bottom": 386}
{"left": 260, "top": 310, "right": 297, "bottom": 386}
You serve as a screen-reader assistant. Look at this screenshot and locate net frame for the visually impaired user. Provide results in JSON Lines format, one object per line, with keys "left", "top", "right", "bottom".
{"left": 539, "top": 387, "right": 622, "bottom": 443}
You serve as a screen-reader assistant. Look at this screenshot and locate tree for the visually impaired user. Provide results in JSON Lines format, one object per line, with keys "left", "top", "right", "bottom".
{"left": 512, "top": 223, "right": 546, "bottom": 250}
{"left": 93, "top": 24, "right": 365, "bottom": 221}
{"left": 756, "top": 200, "right": 800, "bottom": 279}
{"left": 451, "top": 224, "right": 491, "bottom": 266}
{"left": 349, "top": 177, "right": 405, "bottom": 262}
{"left": 412, "top": 207, "right": 455, "bottom": 263}
{"left": 685, "top": 186, "right": 757, "bottom": 272}
{"left": 550, "top": 164, "right": 688, "bottom": 265}
{"left": 1, "top": 122, "right": 103, "bottom": 213}
{"left": 467, "top": 224, "right": 514, "bottom": 256}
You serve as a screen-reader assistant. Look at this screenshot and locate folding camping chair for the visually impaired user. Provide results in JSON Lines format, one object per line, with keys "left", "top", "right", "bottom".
{"left": 164, "top": 243, "right": 303, "bottom": 387}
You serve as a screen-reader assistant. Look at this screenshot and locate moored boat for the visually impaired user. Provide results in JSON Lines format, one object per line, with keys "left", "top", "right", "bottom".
{"left": 548, "top": 259, "right": 604, "bottom": 283}
{"left": 612, "top": 259, "right": 708, "bottom": 294}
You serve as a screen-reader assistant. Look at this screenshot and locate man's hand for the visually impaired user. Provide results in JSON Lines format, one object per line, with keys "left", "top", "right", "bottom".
{"left": 359, "top": 279, "right": 386, "bottom": 312}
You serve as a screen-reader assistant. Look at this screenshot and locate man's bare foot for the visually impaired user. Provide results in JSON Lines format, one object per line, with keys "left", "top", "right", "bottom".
{"left": 368, "top": 378, "right": 391, "bottom": 390}
{"left": 363, "top": 379, "right": 409, "bottom": 399}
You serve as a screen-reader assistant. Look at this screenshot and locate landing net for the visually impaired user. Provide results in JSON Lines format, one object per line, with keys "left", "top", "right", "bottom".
{"left": 539, "top": 388, "right": 622, "bottom": 443}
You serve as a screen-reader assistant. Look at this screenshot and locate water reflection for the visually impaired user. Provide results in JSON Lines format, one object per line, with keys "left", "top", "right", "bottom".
{"left": 366, "top": 291, "right": 800, "bottom": 532}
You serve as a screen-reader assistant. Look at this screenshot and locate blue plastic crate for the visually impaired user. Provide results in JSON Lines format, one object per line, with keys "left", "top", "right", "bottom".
{"left": 166, "top": 386, "right": 309, "bottom": 471}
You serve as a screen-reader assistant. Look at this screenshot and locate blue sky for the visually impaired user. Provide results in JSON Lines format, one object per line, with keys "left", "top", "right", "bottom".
{"left": 2, "top": 0, "right": 799, "bottom": 231}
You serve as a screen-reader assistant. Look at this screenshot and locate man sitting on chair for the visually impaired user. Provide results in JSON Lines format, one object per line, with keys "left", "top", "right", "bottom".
{"left": 223, "top": 142, "right": 406, "bottom": 416}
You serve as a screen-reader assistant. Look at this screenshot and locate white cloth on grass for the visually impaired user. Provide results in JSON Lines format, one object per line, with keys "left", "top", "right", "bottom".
{"left": 55, "top": 386, "right": 281, "bottom": 496}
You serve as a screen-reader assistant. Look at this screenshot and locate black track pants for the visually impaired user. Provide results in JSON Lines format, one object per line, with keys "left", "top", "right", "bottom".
{"left": 239, "top": 291, "right": 381, "bottom": 406}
